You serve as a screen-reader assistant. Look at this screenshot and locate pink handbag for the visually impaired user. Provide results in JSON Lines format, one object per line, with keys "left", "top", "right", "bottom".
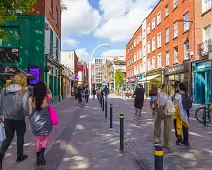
{"left": 46, "top": 95, "right": 59, "bottom": 126}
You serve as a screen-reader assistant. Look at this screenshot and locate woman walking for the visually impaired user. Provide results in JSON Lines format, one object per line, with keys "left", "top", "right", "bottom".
{"left": 154, "top": 84, "right": 172, "bottom": 148}
{"left": 0, "top": 73, "right": 29, "bottom": 169}
{"left": 174, "top": 83, "right": 190, "bottom": 146}
{"left": 149, "top": 84, "right": 158, "bottom": 115}
{"left": 133, "top": 84, "right": 145, "bottom": 116}
{"left": 28, "top": 82, "right": 52, "bottom": 165}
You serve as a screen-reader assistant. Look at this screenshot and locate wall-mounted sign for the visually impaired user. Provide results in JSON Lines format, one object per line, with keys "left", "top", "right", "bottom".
{"left": 78, "top": 65, "right": 83, "bottom": 72}
{"left": 0, "top": 48, "right": 20, "bottom": 62}
{"left": 29, "top": 67, "right": 41, "bottom": 85}
{"left": 164, "top": 62, "right": 189, "bottom": 75}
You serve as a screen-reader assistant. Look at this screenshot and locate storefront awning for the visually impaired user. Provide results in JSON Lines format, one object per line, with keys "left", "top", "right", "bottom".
{"left": 138, "top": 74, "right": 160, "bottom": 83}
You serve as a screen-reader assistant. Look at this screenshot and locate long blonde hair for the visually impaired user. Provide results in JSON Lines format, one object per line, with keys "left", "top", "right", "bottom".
{"left": 5, "top": 73, "right": 27, "bottom": 94}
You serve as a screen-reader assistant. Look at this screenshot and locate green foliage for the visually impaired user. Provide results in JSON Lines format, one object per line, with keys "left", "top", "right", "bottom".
{"left": 0, "top": 0, "right": 36, "bottom": 42}
{"left": 115, "top": 70, "right": 125, "bottom": 87}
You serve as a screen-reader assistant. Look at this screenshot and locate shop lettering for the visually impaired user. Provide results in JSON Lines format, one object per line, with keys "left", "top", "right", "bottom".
{"left": 167, "top": 66, "right": 184, "bottom": 74}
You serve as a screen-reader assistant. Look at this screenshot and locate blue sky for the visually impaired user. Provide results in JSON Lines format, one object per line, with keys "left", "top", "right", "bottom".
{"left": 61, "top": 0, "right": 159, "bottom": 62}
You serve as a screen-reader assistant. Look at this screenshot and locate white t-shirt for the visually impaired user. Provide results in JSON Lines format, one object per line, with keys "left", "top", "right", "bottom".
{"left": 175, "top": 93, "right": 182, "bottom": 106}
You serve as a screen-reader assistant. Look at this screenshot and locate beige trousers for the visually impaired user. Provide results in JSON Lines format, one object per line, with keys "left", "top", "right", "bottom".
{"left": 154, "top": 106, "right": 172, "bottom": 147}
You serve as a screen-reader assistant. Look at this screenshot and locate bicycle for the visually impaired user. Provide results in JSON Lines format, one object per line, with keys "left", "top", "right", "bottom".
{"left": 195, "top": 101, "right": 212, "bottom": 124}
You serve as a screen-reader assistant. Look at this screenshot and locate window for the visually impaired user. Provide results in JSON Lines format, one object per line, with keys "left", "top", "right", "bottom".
{"left": 166, "top": 28, "right": 170, "bottom": 43}
{"left": 157, "top": 11, "right": 161, "bottom": 25}
{"left": 174, "top": 46, "right": 179, "bottom": 63}
{"left": 134, "top": 54, "right": 136, "bottom": 62}
{"left": 50, "top": 29, "right": 53, "bottom": 55}
{"left": 202, "top": 0, "right": 212, "bottom": 12}
{"left": 165, "top": 5, "right": 169, "bottom": 17}
{"left": 184, "top": 12, "right": 190, "bottom": 32}
{"left": 143, "top": 45, "right": 146, "bottom": 57}
{"left": 152, "top": 37, "right": 156, "bottom": 51}
{"left": 50, "top": 0, "right": 53, "bottom": 15}
{"left": 137, "top": 38, "right": 139, "bottom": 45}
{"left": 56, "top": 8, "right": 59, "bottom": 27}
{"left": 134, "top": 40, "right": 136, "bottom": 47}
{"left": 147, "top": 23, "right": 150, "bottom": 34}
{"left": 166, "top": 51, "right": 170, "bottom": 66}
{"left": 174, "top": 0, "right": 178, "bottom": 9}
{"left": 148, "top": 60, "right": 151, "bottom": 71}
{"left": 140, "top": 64, "right": 143, "bottom": 73}
{"left": 174, "top": 21, "right": 178, "bottom": 38}
{"left": 143, "top": 59, "right": 146, "bottom": 71}
{"left": 140, "top": 34, "right": 142, "bottom": 42}
{"left": 152, "top": 18, "right": 156, "bottom": 30}
{"left": 157, "top": 32, "right": 162, "bottom": 48}
{"left": 152, "top": 57, "right": 156, "bottom": 69}
{"left": 184, "top": 41, "right": 190, "bottom": 60}
{"left": 158, "top": 53, "right": 162, "bottom": 68}
{"left": 56, "top": 38, "right": 59, "bottom": 60}
{"left": 148, "top": 41, "right": 151, "bottom": 54}
{"left": 137, "top": 52, "right": 139, "bottom": 60}
{"left": 140, "top": 49, "right": 142, "bottom": 59}
{"left": 203, "top": 24, "right": 212, "bottom": 41}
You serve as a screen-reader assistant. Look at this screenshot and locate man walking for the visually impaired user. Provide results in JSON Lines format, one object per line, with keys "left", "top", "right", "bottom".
{"left": 84, "top": 85, "right": 90, "bottom": 103}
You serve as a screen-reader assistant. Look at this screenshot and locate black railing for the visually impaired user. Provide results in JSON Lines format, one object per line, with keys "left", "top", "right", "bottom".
{"left": 198, "top": 39, "right": 212, "bottom": 57}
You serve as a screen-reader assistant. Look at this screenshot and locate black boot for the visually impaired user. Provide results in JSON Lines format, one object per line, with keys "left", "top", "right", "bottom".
{"left": 40, "top": 148, "right": 46, "bottom": 165}
{"left": 36, "top": 152, "right": 41, "bottom": 165}
{"left": 0, "top": 152, "right": 4, "bottom": 170}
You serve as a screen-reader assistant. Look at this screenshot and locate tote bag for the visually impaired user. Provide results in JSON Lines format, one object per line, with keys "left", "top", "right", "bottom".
{"left": 46, "top": 95, "right": 59, "bottom": 126}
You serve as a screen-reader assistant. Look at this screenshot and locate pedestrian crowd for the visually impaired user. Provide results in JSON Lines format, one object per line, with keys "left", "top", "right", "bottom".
{"left": 133, "top": 82, "right": 192, "bottom": 149}
{"left": 0, "top": 73, "right": 59, "bottom": 169}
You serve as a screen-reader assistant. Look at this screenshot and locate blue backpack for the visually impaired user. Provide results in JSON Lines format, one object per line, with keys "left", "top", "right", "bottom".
{"left": 181, "top": 93, "right": 192, "bottom": 110}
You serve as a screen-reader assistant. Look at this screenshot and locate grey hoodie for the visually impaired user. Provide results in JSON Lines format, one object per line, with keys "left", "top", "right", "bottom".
{"left": 0, "top": 84, "right": 29, "bottom": 120}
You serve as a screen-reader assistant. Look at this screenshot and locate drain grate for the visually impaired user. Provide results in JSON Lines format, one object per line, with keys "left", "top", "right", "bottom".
{"left": 132, "top": 158, "right": 152, "bottom": 170}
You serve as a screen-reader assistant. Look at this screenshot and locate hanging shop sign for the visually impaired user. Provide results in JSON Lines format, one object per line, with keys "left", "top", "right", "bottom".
{"left": 29, "top": 67, "right": 41, "bottom": 85}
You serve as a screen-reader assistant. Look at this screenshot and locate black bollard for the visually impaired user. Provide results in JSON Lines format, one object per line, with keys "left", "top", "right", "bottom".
{"left": 120, "top": 114, "right": 124, "bottom": 151}
{"left": 102, "top": 97, "right": 104, "bottom": 111}
{"left": 110, "top": 104, "right": 113, "bottom": 128}
{"left": 154, "top": 145, "right": 164, "bottom": 170}
{"left": 105, "top": 98, "right": 107, "bottom": 118}
{"left": 204, "top": 106, "right": 207, "bottom": 126}
{"left": 100, "top": 96, "right": 102, "bottom": 107}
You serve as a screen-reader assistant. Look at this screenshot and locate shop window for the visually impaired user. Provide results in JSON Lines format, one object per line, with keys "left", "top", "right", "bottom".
{"left": 174, "top": 46, "right": 179, "bottom": 63}
{"left": 147, "top": 23, "right": 150, "bottom": 34}
{"left": 166, "top": 28, "right": 170, "bottom": 43}
{"left": 202, "top": 0, "right": 212, "bottom": 13}
{"left": 152, "top": 37, "right": 156, "bottom": 52}
{"left": 184, "top": 40, "right": 190, "bottom": 60}
{"left": 152, "top": 18, "right": 156, "bottom": 30}
{"left": 174, "top": 21, "right": 178, "bottom": 38}
{"left": 158, "top": 53, "right": 162, "bottom": 68}
{"left": 184, "top": 12, "right": 190, "bottom": 32}
{"left": 157, "top": 32, "right": 162, "bottom": 48}
{"left": 147, "top": 41, "right": 151, "bottom": 54}
{"left": 157, "top": 11, "right": 161, "bottom": 25}
{"left": 166, "top": 51, "right": 170, "bottom": 66}
{"left": 165, "top": 5, "right": 169, "bottom": 17}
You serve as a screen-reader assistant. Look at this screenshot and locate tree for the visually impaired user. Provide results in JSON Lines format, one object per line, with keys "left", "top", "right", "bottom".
{"left": 115, "top": 70, "right": 125, "bottom": 88}
{"left": 0, "top": 0, "right": 36, "bottom": 42}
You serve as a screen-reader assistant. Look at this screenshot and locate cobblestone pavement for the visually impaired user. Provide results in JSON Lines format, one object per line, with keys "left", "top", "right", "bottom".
{"left": 108, "top": 94, "right": 212, "bottom": 170}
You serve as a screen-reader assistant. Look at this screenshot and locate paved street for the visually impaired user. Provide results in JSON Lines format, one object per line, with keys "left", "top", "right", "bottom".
{"left": 1, "top": 96, "right": 212, "bottom": 170}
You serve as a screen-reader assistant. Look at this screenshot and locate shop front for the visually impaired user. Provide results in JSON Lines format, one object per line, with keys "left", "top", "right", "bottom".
{"left": 128, "top": 77, "right": 136, "bottom": 90}
{"left": 193, "top": 60, "right": 212, "bottom": 104}
{"left": 164, "top": 62, "right": 192, "bottom": 96}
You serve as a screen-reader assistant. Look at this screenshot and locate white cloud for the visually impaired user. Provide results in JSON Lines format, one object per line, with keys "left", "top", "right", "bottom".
{"left": 95, "top": 0, "right": 159, "bottom": 43}
{"left": 63, "top": 38, "right": 79, "bottom": 48}
{"left": 101, "top": 49, "right": 126, "bottom": 58}
{"left": 62, "top": 0, "right": 102, "bottom": 37}
{"left": 75, "top": 48, "right": 90, "bottom": 62}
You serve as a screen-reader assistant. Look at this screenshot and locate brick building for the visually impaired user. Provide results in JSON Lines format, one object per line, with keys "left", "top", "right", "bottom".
{"left": 126, "top": 25, "right": 142, "bottom": 90}
{"left": 193, "top": 0, "right": 212, "bottom": 104}
{"left": 126, "top": 0, "right": 195, "bottom": 95}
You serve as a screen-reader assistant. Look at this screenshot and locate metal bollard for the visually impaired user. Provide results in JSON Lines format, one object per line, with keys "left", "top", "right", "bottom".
{"left": 154, "top": 145, "right": 164, "bottom": 170}
{"left": 110, "top": 104, "right": 113, "bottom": 128}
{"left": 204, "top": 106, "right": 207, "bottom": 126}
{"left": 102, "top": 97, "right": 104, "bottom": 111}
{"left": 105, "top": 98, "right": 107, "bottom": 118}
{"left": 120, "top": 114, "right": 124, "bottom": 151}
{"left": 100, "top": 96, "right": 102, "bottom": 107}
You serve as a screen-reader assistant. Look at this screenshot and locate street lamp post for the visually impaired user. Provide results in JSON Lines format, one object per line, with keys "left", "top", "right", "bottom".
{"left": 89, "top": 44, "right": 110, "bottom": 93}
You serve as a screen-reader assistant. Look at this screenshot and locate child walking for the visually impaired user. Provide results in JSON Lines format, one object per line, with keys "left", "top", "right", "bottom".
{"left": 28, "top": 82, "right": 52, "bottom": 165}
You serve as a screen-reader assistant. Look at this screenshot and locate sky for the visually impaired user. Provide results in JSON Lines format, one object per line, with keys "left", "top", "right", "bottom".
{"left": 61, "top": 0, "right": 159, "bottom": 63}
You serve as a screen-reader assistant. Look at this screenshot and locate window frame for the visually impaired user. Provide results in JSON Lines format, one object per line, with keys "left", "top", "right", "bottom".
{"left": 158, "top": 53, "right": 162, "bottom": 68}
{"left": 165, "top": 5, "right": 169, "bottom": 17}
{"left": 184, "top": 40, "right": 190, "bottom": 60}
{"left": 174, "top": 0, "right": 178, "bottom": 9}
{"left": 174, "top": 46, "right": 179, "bottom": 63}
{"left": 184, "top": 12, "right": 190, "bottom": 32}
{"left": 147, "top": 23, "right": 150, "bottom": 34}
{"left": 157, "top": 11, "right": 162, "bottom": 25}
{"left": 147, "top": 41, "right": 151, "bottom": 54}
{"left": 166, "top": 28, "right": 170, "bottom": 43}
{"left": 152, "top": 37, "right": 156, "bottom": 52}
{"left": 152, "top": 18, "right": 156, "bottom": 30}
{"left": 157, "top": 32, "right": 162, "bottom": 48}
{"left": 166, "top": 51, "right": 170, "bottom": 66}
{"left": 174, "top": 21, "right": 178, "bottom": 38}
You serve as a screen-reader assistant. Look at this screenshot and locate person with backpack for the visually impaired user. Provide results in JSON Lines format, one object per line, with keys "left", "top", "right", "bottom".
{"left": 0, "top": 73, "right": 29, "bottom": 169}
{"left": 174, "top": 82, "right": 191, "bottom": 146}
{"left": 84, "top": 85, "right": 90, "bottom": 103}
{"left": 154, "top": 84, "right": 174, "bottom": 148}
